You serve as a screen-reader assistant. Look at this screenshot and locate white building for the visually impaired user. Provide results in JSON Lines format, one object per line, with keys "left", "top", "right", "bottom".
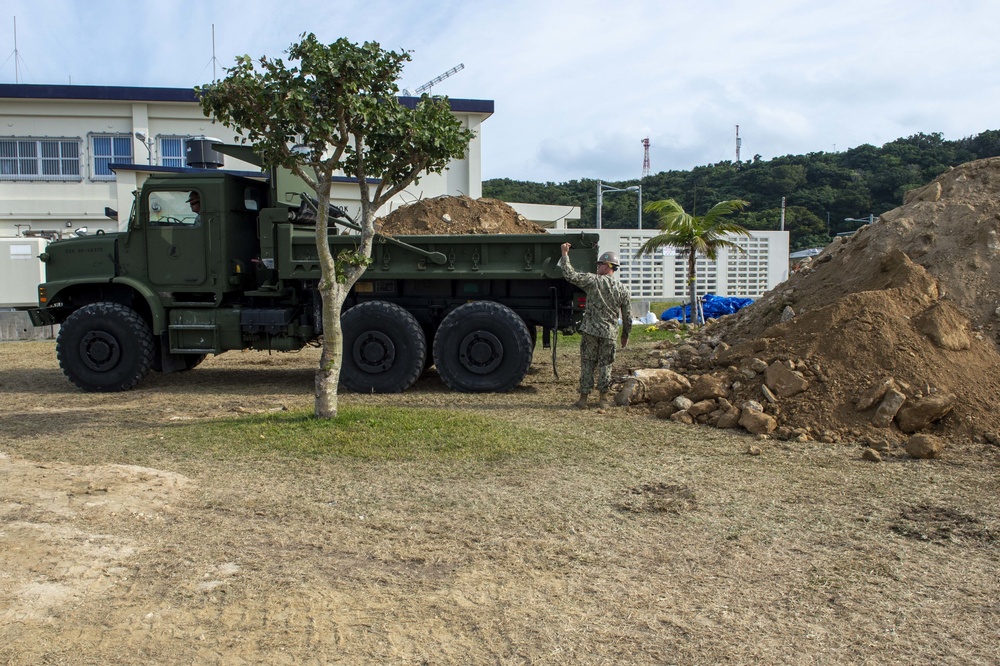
{"left": 0, "top": 83, "right": 518, "bottom": 239}
{"left": 597, "top": 228, "right": 789, "bottom": 306}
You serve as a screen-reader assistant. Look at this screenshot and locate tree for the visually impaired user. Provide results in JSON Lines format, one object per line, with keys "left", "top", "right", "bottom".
{"left": 198, "top": 34, "right": 475, "bottom": 418}
{"left": 637, "top": 198, "right": 750, "bottom": 323}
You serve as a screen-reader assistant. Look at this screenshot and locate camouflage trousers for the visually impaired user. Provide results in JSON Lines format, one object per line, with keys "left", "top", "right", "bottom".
{"left": 579, "top": 332, "right": 616, "bottom": 394}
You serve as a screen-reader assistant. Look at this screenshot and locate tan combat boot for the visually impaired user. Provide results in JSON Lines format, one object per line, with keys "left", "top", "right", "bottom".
{"left": 574, "top": 393, "right": 589, "bottom": 410}
{"left": 597, "top": 392, "right": 613, "bottom": 409}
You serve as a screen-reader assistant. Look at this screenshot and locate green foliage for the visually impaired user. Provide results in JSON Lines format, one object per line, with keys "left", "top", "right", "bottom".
{"left": 335, "top": 249, "right": 373, "bottom": 284}
{"left": 173, "top": 406, "right": 548, "bottom": 461}
{"left": 637, "top": 198, "right": 750, "bottom": 323}
{"left": 637, "top": 198, "right": 750, "bottom": 260}
{"left": 196, "top": 33, "right": 474, "bottom": 208}
{"left": 195, "top": 33, "right": 476, "bottom": 417}
{"left": 483, "top": 129, "right": 1000, "bottom": 249}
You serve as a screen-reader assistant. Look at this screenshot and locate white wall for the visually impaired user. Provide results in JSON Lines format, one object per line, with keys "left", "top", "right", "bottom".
{"left": 595, "top": 229, "right": 790, "bottom": 301}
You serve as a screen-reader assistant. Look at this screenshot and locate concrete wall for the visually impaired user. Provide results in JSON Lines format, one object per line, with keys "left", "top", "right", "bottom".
{"left": 0, "top": 311, "right": 55, "bottom": 341}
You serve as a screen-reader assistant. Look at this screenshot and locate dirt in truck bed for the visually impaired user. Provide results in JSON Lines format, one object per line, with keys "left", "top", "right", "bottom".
{"left": 376, "top": 194, "right": 548, "bottom": 235}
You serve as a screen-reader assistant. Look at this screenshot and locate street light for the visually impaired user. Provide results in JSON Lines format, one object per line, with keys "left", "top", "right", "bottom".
{"left": 844, "top": 214, "right": 875, "bottom": 225}
{"left": 596, "top": 181, "right": 642, "bottom": 229}
{"left": 134, "top": 131, "right": 154, "bottom": 165}
{"left": 843, "top": 214, "right": 875, "bottom": 235}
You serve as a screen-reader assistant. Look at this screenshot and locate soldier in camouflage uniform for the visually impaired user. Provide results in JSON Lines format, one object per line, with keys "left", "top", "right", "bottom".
{"left": 558, "top": 242, "right": 632, "bottom": 409}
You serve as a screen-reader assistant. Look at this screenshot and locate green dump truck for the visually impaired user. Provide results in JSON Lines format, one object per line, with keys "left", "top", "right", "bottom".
{"left": 28, "top": 166, "right": 598, "bottom": 394}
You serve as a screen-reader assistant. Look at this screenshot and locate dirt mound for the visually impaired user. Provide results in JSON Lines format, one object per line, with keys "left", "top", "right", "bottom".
{"left": 377, "top": 195, "right": 547, "bottom": 235}
{"left": 643, "top": 157, "right": 1000, "bottom": 446}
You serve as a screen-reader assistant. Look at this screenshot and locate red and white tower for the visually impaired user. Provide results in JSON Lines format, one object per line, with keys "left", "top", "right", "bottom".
{"left": 641, "top": 137, "right": 651, "bottom": 179}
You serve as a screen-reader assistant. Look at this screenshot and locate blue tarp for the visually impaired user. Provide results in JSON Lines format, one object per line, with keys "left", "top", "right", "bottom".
{"left": 660, "top": 293, "right": 754, "bottom": 322}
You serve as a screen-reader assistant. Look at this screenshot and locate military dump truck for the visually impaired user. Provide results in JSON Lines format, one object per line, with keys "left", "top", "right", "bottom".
{"left": 28, "top": 163, "right": 598, "bottom": 394}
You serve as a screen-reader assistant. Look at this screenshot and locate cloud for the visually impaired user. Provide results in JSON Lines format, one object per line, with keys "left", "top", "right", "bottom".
{"left": 4, "top": 0, "right": 999, "bottom": 183}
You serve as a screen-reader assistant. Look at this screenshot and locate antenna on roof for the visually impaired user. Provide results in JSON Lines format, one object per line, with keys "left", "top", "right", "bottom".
{"left": 4, "top": 17, "right": 29, "bottom": 84}
{"left": 211, "top": 24, "right": 220, "bottom": 81}
{"left": 401, "top": 63, "right": 465, "bottom": 97}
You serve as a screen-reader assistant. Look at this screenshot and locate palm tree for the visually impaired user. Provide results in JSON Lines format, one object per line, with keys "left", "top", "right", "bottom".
{"left": 637, "top": 198, "right": 751, "bottom": 324}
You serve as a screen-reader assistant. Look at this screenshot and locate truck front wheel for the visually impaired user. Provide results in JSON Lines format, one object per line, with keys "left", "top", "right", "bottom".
{"left": 433, "top": 301, "right": 533, "bottom": 393}
{"left": 56, "top": 302, "right": 155, "bottom": 392}
{"left": 340, "top": 301, "right": 426, "bottom": 393}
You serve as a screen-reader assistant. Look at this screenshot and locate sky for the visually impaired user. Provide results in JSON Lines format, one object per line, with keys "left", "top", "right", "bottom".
{"left": 3, "top": 0, "right": 998, "bottom": 184}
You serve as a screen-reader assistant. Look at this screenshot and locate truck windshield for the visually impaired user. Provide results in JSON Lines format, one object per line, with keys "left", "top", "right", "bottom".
{"left": 148, "top": 190, "right": 201, "bottom": 227}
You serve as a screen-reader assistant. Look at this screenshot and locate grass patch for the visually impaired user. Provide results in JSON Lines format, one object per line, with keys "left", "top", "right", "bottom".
{"left": 165, "top": 405, "right": 551, "bottom": 462}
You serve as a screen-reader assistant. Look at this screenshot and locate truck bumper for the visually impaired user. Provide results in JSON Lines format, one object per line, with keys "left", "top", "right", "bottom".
{"left": 27, "top": 307, "right": 64, "bottom": 327}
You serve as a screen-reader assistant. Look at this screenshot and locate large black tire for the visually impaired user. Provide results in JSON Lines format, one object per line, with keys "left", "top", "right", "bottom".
{"left": 56, "top": 302, "right": 155, "bottom": 392}
{"left": 182, "top": 354, "right": 207, "bottom": 370}
{"left": 340, "top": 301, "right": 426, "bottom": 393}
{"left": 433, "top": 301, "right": 533, "bottom": 393}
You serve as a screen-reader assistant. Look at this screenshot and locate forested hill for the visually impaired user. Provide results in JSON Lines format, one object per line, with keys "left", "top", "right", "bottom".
{"left": 483, "top": 131, "right": 1000, "bottom": 251}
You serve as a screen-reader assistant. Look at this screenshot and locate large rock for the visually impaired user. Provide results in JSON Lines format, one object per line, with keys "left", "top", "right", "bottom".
{"left": 687, "top": 399, "right": 717, "bottom": 418}
{"left": 670, "top": 410, "right": 694, "bottom": 425}
{"left": 915, "top": 302, "right": 971, "bottom": 351}
{"left": 905, "top": 433, "right": 945, "bottom": 459}
{"left": 688, "top": 374, "right": 729, "bottom": 402}
{"left": 739, "top": 409, "right": 777, "bottom": 435}
{"left": 856, "top": 378, "right": 898, "bottom": 411}
{"left": 764, "top": 361, "right": 809, "bottom": 398}
{"left": 673, "top": 395, "right": 694, "bottom": 411}
{"left": 716, "top": 406, "right": 741, "bottom": 429}
{"left": 634, "top": 369, "right": 692, "bottom": 404}
{"left": 895, "top": 393, "right": 957, "bottom": 433}
{"left": 872, "top": 389, "right": 906, "bottom": 428}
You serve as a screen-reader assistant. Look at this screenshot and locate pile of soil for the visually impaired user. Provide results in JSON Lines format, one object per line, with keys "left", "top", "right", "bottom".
{"left": 377, "top": 195, "right": 547, "bottom": 235}
{"left": 642, "top": 157, "right": 1000, "bottom": 446}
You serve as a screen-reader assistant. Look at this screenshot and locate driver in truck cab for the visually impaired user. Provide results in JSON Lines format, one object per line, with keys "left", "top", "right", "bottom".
{"left": 187, "top": 191, "right": 201, "bottom": 224}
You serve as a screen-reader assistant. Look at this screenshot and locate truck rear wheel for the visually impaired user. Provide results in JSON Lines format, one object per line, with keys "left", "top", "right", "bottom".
{"left": 340, "top": 301, "right": 426, "bottom": 393}
{"left": 56, "top": 302, "right": 155, "bottom": 392}
{"left": 433, "top": 301, "right": 533, "bottom": 393}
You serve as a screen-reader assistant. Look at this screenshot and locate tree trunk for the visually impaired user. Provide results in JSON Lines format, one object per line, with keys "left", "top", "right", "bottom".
{"left": 315, "top": 282, "right": 349, "bottom": 418}
{"left": 688, "top": 251, "right": 698, "bottom": 325}
{"left": 311, "top": 169, "right": 344, "bottom": 420}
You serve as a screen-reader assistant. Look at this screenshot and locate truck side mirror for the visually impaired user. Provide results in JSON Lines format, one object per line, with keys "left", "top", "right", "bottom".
{"left": 243, "top": 188, "right": 260, "bottom": 212}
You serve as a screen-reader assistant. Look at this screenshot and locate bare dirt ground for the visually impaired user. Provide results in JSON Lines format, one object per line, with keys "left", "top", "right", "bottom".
{"left": 1, "top": 339, "right": 998, "bottom": 665}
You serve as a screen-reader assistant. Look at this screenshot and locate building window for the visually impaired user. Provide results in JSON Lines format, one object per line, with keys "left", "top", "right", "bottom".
{"left": 159, "top": 136, "right": 187, "bottom": 167}
{"left": 0, "top": 138, "right": 81, "bottom": 181}
{"left": 91, "top": 134, "right": 133, "bottom": 179}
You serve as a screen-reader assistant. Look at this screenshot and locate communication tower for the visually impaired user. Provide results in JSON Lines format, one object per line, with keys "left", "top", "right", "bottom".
{"left": 401, "top": 64, "right": 465, "bottom": 97}
{"left": 641, "top": 137, "right": 651, "bottom": 179}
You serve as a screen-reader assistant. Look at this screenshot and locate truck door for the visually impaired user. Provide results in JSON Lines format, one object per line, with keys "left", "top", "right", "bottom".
{"left": 145, "top": 189, "right": 208, "bottom": 287}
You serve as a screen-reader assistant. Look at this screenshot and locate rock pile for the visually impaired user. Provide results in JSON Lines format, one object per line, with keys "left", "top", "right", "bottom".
{"left": 620, "top": 158, "right": 1000, "bottom": 458}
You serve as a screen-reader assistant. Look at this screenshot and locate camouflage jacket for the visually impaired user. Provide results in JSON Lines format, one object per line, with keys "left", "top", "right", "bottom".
{"left": 558, "top": 255, "right": 632, "bottom": 340}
